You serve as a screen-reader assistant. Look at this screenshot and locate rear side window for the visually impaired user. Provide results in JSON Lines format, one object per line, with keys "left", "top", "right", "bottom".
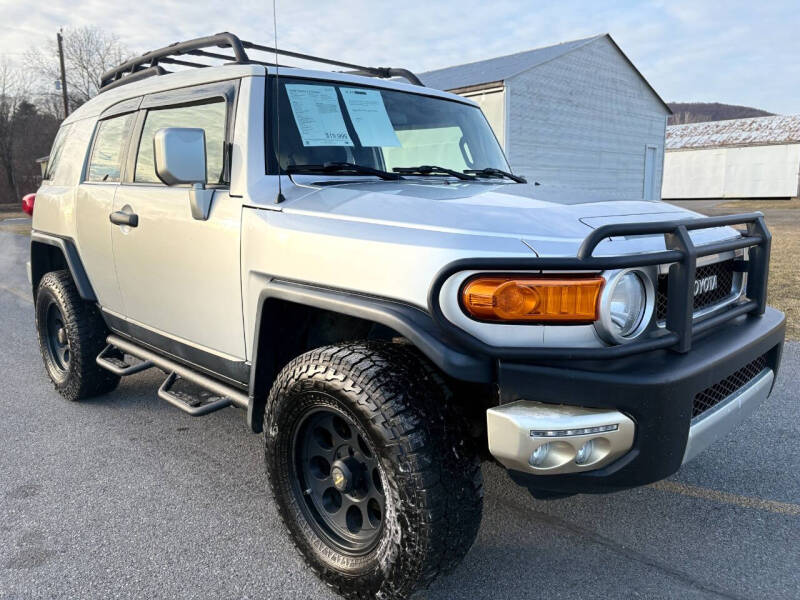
{"left": 44, "top": 124, "right": 71, "bottom": 181}
{"left": 86, "top": 114, "right": 133, "bottom": 182}
{"left": 134, "top": 100, "right": 226, "bottom": 184}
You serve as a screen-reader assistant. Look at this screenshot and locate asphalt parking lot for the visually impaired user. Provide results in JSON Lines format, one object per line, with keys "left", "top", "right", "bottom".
{"left": 1, "top": 222, "right": 799, "bottom": 599}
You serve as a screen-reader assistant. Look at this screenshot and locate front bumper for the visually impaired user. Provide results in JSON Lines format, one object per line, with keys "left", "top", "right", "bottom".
{"left": 496, "top": 307, "right": 785, "bottom": 495}
{"left": 682, "top": 367, "right": 773, "bottom": 464}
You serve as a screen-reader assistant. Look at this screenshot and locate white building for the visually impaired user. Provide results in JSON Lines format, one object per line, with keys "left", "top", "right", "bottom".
{"left": 663, "top": 115, "right": 800, "bottom": 200}
{"left": 419, "top": 34, "right": 671, "bottom": 201}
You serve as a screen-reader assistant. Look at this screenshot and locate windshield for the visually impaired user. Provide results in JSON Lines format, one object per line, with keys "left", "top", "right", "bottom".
{"left": 270, "top": 77, "right": 510, "bottom": 176}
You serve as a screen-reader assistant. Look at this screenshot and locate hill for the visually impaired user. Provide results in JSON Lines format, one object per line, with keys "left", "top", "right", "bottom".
{"left": 667, "top": 102, "right": 774, "bottom": 125}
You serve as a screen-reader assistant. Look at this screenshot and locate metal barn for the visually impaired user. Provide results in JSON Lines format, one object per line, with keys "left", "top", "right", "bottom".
{"left": 663, "top": 115, "right": 800, "bottom": 200}
{"left": 419, "top": 34, "right": 671, "bottom": 201}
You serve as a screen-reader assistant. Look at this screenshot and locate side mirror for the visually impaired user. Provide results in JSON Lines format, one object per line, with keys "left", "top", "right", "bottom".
{"left": 153, "top": 127, "right": 214, "bottom": 220}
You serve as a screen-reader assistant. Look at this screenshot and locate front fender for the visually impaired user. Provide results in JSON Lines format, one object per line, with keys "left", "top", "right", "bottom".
{"left": 246, "top": 278, "right": 493, "bottom": 432}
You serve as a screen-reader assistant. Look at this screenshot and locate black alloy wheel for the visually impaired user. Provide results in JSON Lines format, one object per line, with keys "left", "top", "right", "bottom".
{"left": 44, "top": 299, "right": 71, "bottom": 374}
{"left": 35, "top": 270, "right": 120, "bottom": 400}
{"left": 264, "top": 342, "right": 484, "bottom": 599}
{"left": 291, "top": 403, "right": 385, "bottom": 554}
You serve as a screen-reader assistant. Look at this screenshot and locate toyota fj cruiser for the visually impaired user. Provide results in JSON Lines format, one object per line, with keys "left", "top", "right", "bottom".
{"left": 28, "top": 33, "right": 785, "bottom": 600}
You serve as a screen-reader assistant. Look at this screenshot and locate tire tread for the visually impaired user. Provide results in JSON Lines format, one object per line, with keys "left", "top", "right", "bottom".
{"left": 36, "top": 270, "right": 119, "bottom": 400}
{"left": 264, "top": 341, "right": 483, "bottom": 599}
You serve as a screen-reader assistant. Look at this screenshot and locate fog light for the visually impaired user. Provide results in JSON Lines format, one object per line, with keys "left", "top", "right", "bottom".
{"left": 530, "top": 424, "right": 618, "bottom": 437}
{"left": 487, "top": 400, "right": 636, "bottom": 475}
{"left": 529, "top": 443, "right": 551, "bottom": 467}
{"left": 575, "top": 440, "right": 595, "bottom": 465}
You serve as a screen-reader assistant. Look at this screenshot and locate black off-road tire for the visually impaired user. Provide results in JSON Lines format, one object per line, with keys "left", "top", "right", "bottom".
{"left": 35, "top": 270, "right": 119, "bottom": 400}
{"left": 264, "top": 341, "right": 484, "bottom": 600}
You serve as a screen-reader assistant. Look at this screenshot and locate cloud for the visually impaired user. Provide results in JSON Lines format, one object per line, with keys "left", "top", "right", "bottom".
{"left": 1, "top": 0, "right": 797, "bottom": 113}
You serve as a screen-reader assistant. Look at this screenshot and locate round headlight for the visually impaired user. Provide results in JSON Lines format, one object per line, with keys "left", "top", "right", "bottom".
{"left": 609, "top": 272, "right": 646, "bottom": 336}
{"left": 596, "top": 269, "right": 654, "bottom": 344}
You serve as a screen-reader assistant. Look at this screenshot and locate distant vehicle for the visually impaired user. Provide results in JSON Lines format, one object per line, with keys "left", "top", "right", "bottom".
{"left": 26, "top": 32, "right": 785, "bottom": 600}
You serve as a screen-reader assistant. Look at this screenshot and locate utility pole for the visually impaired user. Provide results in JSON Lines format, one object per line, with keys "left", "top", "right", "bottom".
{"left": 56, "top": 29, "right": 69, "bottom": 118}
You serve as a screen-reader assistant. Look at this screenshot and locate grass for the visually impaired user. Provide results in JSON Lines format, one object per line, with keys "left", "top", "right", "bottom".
{"left": 684, "top": 199, "right": 799, "bottom": 340}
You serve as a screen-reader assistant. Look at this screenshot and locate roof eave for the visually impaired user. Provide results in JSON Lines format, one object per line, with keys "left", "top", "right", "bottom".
{"left": 432, "top": 33, "right": 672, "bottom": 115}
{"left": 446, "top": 81, "right": 505, "bottom": 95}
{"left": 601, "top": 35, "right": 672, "bottom": 115}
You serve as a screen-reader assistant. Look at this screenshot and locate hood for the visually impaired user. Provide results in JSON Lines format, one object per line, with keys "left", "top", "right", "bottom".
{"left": 283, "top": 177, "right": 735, "bottom": 255}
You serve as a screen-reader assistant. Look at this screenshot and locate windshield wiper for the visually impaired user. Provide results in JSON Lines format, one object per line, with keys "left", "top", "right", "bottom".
{"left": 392, "top": 165, "right": 476, "bottom": 181}
{"left": 464, "top": 168, "right": 527, "bottom": 183}
{"left": 287, "top": 162, "right": 402, "bottom": 181}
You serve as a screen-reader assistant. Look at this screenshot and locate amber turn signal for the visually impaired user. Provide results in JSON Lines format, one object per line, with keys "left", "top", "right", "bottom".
{"left": 461, "top": 276, "right": 604, "bottom": 323}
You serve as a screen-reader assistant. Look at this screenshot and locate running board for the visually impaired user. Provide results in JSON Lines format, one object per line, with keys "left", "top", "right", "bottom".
{"left": 104, "top": 335, "right": 249, "bottom": 414}
{"left": 96, "top": 344, "right": 154, "bottom": 376}
{"left": 158, "top": 372, "right": 232, "bottom": 416}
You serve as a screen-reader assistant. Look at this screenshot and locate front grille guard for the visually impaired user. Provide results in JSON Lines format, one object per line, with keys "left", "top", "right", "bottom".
{"left": 427, "top": 212, "right": 771, "bottom": 360}
{"left": 656, "top": 258, "right": 738, "bottom": 322}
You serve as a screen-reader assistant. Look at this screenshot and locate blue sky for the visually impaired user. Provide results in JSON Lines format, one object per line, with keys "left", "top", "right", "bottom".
{"left": 2, "top": 0, "right": 798, "bottom": 114}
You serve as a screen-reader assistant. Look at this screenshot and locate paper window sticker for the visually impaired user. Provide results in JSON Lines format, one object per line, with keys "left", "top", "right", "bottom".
{"left": 285, "top": 84, "right": 353, "bottom": 147}
{"left": 341, "top": 88, "right": 401, "bottom": 147}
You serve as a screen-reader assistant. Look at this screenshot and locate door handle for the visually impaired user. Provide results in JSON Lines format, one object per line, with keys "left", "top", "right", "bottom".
{"left": 109, "top": 210, "right": 138, "bottom": 227}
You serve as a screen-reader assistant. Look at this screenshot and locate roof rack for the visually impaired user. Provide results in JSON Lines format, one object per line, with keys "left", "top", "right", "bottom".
{"left": 99, "top": 32, "right": 423, "bottom": 93}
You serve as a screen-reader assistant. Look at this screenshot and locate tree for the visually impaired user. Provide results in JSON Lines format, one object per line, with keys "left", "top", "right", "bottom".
{"left": 667, "top": 103, "right": 775, "bottom": 125}
{"left": 0, "top": 60, "right": 58, "bottom": 203}
{"left": 0, "top": 26, "right": 130, "bottom": 203}
{"left": 0, "top": 60, "right": 29, "bottom": 200}
{"left": 25, "top": 26, "right": 130, "bottom": 117}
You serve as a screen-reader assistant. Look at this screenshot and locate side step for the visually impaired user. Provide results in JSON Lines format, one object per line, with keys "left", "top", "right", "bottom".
{"left": 158, "top": 372, "right": 232, "bottom": 416}
{"left": 102, "top": 335, "right": 249, "bottom": 416}
{"left": 96, "top": 344, "right": 154, "bottom": 376}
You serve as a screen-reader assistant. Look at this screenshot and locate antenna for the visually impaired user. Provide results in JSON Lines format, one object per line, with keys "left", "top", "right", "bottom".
{"left": 273, "top": 0, "right": 285, "bottom": 203}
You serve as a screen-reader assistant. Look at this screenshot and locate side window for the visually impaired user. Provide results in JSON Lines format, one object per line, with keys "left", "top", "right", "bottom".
{"left": 134, "top": 100, "right": 227, "bottom": 184}
{"left": 86, "top": 114, "right": 133, "bottom": 182}
{"left": 44, "top": 124, "right": 71, "bottom": 181}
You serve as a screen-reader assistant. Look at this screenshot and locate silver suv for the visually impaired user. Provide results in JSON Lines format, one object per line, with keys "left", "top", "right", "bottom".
{"left": 28, "top": 33, "right": 785, "bottom": 600}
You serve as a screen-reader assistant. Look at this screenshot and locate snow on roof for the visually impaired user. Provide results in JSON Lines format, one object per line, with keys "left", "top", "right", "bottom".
{"left": 418, "top": 35, "right": 604, "bottom": 91}
{"left": 666, "top": 114, "right": 800, "bottom": 150}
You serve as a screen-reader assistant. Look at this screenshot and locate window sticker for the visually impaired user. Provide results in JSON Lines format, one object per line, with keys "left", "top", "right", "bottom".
{"left": 341, "top": 88, "right": 401, "bottom": 147}
{"left": 285, "top": 84, "right": 353, "bottom": 147}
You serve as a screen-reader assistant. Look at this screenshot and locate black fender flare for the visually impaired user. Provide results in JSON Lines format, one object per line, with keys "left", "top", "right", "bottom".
{"left": 30, "top": 232, "right": 97, "bottom": 302}
{"left": 246, "top": 278, "right": 493, "bottom": 432}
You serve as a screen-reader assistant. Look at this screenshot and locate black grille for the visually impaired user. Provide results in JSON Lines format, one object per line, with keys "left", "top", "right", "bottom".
{"left": 656, "top": 259, "right": 737, "bottom": 321}
{"left": 693, "top": 355, "right": 768, "bottom": 418}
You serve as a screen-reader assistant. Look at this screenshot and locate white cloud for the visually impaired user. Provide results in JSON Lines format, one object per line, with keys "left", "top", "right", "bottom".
{"left": 1, "top": 0, "right": 797, "bottom": 113}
